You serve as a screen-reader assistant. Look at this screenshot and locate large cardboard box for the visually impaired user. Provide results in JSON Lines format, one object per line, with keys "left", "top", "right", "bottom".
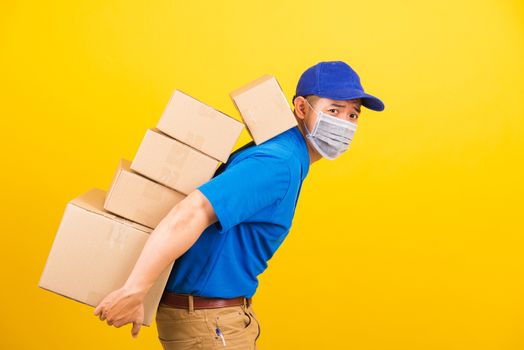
{"left": 230, "top": 74, "right": 298, "bottom": 145}
{"left": 104, "top": 159, "right": 186, "bottom": 228}
{"left": 38, "top": 188, "right": 173, "bottom": 326}
{"left": 156, "top": 90, "right": 244, "bottom": 163}
{"left": 131, "top": 128, "right": 219, "bottom": 195}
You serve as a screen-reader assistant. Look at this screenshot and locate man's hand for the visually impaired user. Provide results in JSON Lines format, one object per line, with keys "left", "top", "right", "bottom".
{"left": 93, "top": 286, "right": 146, "bottom": 338}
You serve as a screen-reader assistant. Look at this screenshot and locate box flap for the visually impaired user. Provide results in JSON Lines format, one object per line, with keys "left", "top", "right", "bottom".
{"left": 175, "top": 89, "right": 244, "bottom": 125}
{"left": 230, "top": 74, "right": 275, "bottom": 98}
{"left": 70, "top": 188, "right": 152, "bottom": 234}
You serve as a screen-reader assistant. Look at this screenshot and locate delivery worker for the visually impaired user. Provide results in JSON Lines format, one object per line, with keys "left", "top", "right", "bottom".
{"left": 93, "top": 60, "right": 385, "bottom": 349}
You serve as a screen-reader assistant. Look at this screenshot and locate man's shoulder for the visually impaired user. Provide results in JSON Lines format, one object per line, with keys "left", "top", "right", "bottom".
{"left": 236, "top": 127, "right": 300, "bottom": 164}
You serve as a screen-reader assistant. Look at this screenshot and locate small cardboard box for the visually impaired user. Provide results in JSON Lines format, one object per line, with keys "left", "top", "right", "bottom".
{"left": 131, "top": 128, "right": 219, "bottom": 195}
{"left": 230, "top": 74, "right": 298, "bottom": 145}
{"left": 156, "top": 90, "right": 244, "bottom": 163}
{"left": 104, "top": 159, "right": 186, "bottom": 228}
{"left": 38, "top": 188, "right": 173, "bottom": 326}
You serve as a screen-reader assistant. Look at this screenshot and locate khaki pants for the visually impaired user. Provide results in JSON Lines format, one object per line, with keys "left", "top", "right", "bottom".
{"left": 155, "top": 295, "right": 261, "bottom": 349}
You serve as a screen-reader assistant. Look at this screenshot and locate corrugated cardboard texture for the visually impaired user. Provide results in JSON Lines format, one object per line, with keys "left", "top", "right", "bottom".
{"left": 38, "top": 188, "right": 173, "bottom": 326}
{"left": 131, "top": 128, "right": 219, "bottom": 195}
{"left": 104, "top": 159, "right": 186, "bottom": 228}
{"left": 230, "top": 74, "right": 298, "bottom": 144}
{"left": 157, "top": 89, "right": 244, "bottom": 162}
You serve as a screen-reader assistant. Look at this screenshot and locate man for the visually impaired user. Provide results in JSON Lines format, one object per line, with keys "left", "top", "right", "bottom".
{"left": 93, "top": 60, "right": 385, "bottom": 349}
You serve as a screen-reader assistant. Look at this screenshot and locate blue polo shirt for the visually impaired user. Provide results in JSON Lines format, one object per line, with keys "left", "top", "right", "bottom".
{"left": 164, "top": 125, "right": 310, "bottom": 298}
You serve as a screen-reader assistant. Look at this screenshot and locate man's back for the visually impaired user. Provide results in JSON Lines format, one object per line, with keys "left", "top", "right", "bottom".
{"left": 165, "top": 125, "right": 310, "bottom": 298}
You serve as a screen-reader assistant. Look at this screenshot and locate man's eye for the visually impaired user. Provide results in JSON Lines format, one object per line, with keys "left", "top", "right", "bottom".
{"left": 328, "top": 109, "right": 338, "bottom": 114}
{"left": 350, "top": 113, "right": 359, "bottom": 119}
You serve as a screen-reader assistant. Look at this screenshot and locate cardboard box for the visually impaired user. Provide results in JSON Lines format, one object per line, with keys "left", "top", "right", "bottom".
{"left": 104, "top": 159, "right": 186, "bottom": 228}
{"left": 156, "top": 90, "right": 244, "bottom": 163}
{"left": 131, "top": 128, "right": 219, "bottom": 195}
{"left": 38, "top": 188, "right": 173, "bottom": 326}
{"left": 230, "top": 74, "right": 298, "bottom": 145}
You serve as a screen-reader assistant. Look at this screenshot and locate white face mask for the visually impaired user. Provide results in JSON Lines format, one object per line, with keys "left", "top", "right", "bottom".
{"left": 303, "top": 99, "right": 358, "bottom": 160}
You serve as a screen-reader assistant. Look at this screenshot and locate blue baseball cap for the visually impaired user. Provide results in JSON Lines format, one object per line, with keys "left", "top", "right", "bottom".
{"left": 294, "top": 61, "right": 385, "bottom": 111}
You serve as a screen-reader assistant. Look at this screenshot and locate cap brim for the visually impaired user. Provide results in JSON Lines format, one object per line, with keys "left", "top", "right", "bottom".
{"left": 359, "top": 93, "right": 385, "bottom": 112}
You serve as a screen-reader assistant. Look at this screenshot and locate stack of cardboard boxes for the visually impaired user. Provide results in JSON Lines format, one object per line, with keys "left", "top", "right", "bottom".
{"left": 38, "top": 74, "right": 297, "bottom": 327}
{"left": 105, "top": 90, "right": 244, "bottom": 228}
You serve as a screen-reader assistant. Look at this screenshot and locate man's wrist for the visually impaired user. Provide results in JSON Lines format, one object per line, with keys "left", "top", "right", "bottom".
{"left": 122, "top": 281, "right": 151, "bottom": 301}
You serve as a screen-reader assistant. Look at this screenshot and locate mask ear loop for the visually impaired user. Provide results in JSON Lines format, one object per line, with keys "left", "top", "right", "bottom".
{"left": 301, "top": 98, "right": 335, "bottom": 159}
{"left": 303, "top": 98, "right": 321, "bottom": 136}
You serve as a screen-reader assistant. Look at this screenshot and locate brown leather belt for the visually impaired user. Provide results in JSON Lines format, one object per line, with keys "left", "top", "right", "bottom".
{"left": 160, "top": 292, "right": 253, "bottom": 310}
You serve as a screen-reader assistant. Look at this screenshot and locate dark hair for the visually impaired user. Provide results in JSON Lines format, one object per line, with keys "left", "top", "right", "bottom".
{"left": 292, "top": 94, "right": 315, "bottom": 104}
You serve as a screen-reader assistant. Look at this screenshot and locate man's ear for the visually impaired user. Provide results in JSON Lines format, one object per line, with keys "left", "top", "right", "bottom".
{"left": 293, "top": 96, "right": 308, "bottom": 120}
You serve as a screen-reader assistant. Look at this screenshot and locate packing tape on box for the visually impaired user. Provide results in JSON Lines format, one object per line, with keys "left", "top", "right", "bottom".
{"left": 159, "top": 166, "right": 181, "bottom": 188}
{"left": 134, "top": 208, "right": 154, "bottom": 228}
{"left": 273, "top": 98, "right": 287, "bottom": 111}
{"left": 243, "top": 107, "right": 259, "bottom": 127}
{"left": 183, "top": 130, "right": 205, "bottom": 149}
{"left": 273, "top": 90, "right": 290, "bottom": 111}
{"left": 167, "top": 143, "right": 190, "bottom": 166}
{"left": 140, "top": 185, "right": 183, "bottom": 207}
{"left": 197, "top": 103, "right": 216, "bottom": 120}
{"left": 141, "top": 183, "right": 163, "bottom": 201}
{"left": 108, "top": 225, "right": 128, "bottom": 252}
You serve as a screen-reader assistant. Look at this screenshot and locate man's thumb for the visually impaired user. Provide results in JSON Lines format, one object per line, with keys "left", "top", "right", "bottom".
{"left": 131, "top": 322, "right": 141, "bottom": 338}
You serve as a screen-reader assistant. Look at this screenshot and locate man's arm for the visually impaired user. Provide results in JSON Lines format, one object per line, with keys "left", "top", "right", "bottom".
{"left": 93, "top": 189, "right": 217, "bottom": 337}
{"left": 123, "top": 189, "right": 217, "bottom": 297}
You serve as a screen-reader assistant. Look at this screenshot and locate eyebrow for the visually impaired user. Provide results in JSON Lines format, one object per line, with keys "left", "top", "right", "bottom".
{"left": 330, "top": 103, "right": 361, "bottom": 114}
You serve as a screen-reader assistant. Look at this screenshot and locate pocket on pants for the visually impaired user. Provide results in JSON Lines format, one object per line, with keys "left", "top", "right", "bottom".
{"left": 213, "top": 306, "right": 253, "bottom": 337}
{"left": 248, "top": 309, "right": 261, "bottom": 342}
{"left": 158, "top": 336, "right": 202, "bottom": 350}
{"left": 212, "top": 306, "right": 259, "bottom": 349}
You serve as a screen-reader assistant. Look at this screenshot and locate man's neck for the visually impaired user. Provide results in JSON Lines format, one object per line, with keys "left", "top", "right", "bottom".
{"left": 295, "top": 118, "right": 322, "bottom": 165}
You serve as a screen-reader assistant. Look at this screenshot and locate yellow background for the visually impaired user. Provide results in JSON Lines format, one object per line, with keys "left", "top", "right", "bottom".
{"left": 1, "top": 0, "right": 523, "bottom": 349}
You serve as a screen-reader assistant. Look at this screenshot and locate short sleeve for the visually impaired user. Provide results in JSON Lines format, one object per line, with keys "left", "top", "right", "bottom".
{"left": 196, "top": 153, "right": 291, "bottom": 233}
